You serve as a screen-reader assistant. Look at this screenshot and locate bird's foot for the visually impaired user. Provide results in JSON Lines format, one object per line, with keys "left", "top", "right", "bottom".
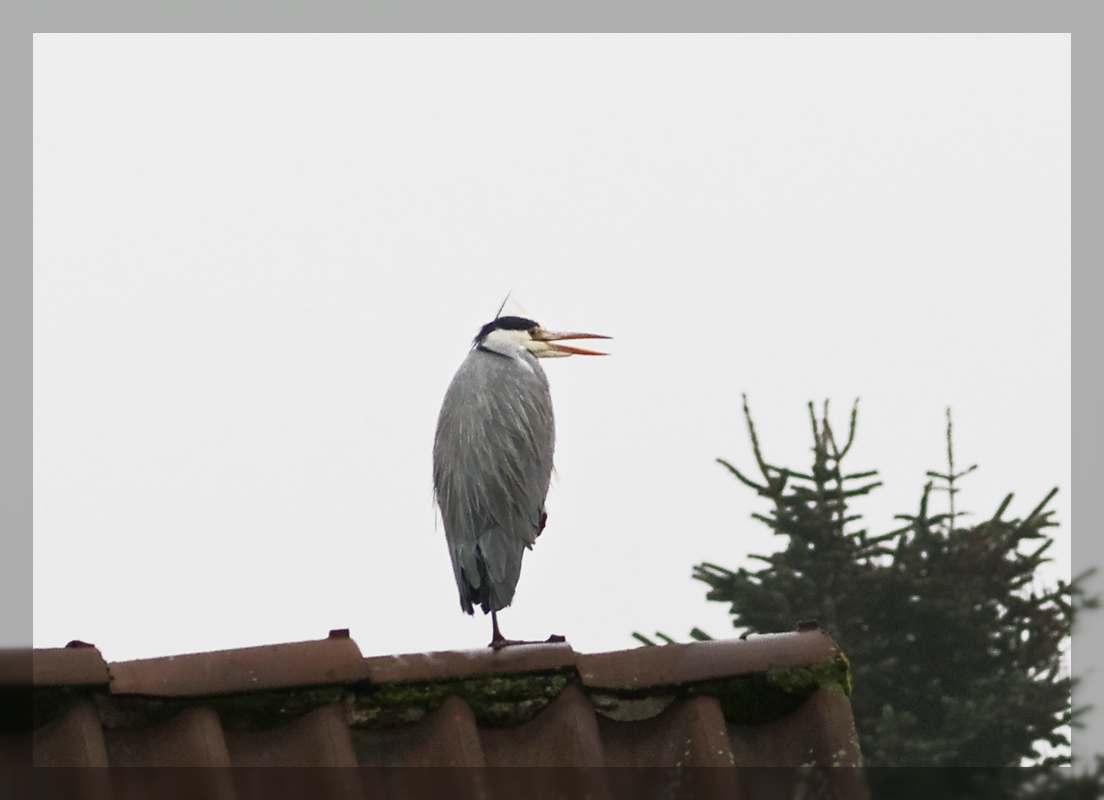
{"left": 489, "top": 635, "right": 525, "bottom": 651}
{"left": 488, "top": 633, "right": 567, "bottom": 651}
{"left": 489, "top": 609, "right": 565, "bottom": 650}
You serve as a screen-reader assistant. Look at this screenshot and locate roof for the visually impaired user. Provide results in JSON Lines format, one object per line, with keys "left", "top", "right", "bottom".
{"left": 23, "top": 628, "right": 865, "bottom": 791}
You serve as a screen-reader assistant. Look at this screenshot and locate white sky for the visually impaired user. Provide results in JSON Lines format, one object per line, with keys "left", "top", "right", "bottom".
{"left": 32, "top": 34, "right": 1070, "bottom": 679}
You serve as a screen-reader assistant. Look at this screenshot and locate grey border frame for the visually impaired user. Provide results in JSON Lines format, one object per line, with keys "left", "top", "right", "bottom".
{"left": 5, "top": 0, "right": 1098, "bottom": 765}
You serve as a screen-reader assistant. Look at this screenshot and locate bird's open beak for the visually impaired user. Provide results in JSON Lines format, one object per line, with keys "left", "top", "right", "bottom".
{"left": 533, "top": 330, "right": 611, "bottom": 356}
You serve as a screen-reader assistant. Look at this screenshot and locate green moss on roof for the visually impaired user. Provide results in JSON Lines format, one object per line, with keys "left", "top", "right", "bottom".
{"left": 686, "top": 649, "right": 851, "bottom": 725}
{"left": 206, "top": 685, "right": 348, "bottom": 731}
{"left": 85, "top": 686, "right": 349, "bottom": 732}
{"left": 351, "top": 668, "right": 573, "bottom": 729}
{"left": 32, "top": 646, "right": 854, "bottom": 734}
{"left": 590, "top": 649, "right": 852, "bottom": 727}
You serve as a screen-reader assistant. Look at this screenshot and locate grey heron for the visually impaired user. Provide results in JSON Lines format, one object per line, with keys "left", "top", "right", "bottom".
{"left": 433, "top": 312, "right": 609, "bottom": 650}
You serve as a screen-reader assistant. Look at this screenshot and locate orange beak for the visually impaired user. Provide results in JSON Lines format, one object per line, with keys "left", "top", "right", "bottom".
{"left": 533, "top": 330, "right": 611, "bottom": 356}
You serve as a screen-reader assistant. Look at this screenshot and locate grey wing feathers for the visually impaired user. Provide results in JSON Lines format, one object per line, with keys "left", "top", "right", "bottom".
{"left": 433, "top": 349, "right": 555, "bottom": 614}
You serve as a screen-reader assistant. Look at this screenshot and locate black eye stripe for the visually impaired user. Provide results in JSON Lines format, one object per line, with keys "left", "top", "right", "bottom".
{"left": 474, "top": 316, "right": 539, "bottom": 343}
{"left": 492, "top": 316, "right": 537, "bottom": 331}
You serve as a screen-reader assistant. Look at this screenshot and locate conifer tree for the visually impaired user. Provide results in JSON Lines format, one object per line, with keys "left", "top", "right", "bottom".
{"left": 682, "top": 398, "right": 1081, "bottom": 767}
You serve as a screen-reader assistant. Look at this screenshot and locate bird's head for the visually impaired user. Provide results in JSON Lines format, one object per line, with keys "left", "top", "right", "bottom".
{"left": 474, "top": 316, "right": 610, "bottom": 359}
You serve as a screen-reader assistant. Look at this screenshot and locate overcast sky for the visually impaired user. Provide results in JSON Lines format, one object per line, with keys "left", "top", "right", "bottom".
{"left": 33, "top": 32, "right": 1069, "bottom": 689}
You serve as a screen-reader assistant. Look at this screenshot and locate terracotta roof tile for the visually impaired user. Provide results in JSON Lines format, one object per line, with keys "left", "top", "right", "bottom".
{"left": 597, "top": 695, "right": 733, "bottom": 768}
{"left": 103, "top": 705, "right": 231, "bottom": 767}
{"left": 728, "top": 686, "right": 862, "bottom": 768}
{"left": 224, "top": 703, "right": 357, "bottom": 767}
{"left": 363, "top": 641, "right": 577, "bottom": 684}
{"left": 27, "top": 631, "right": 865, "bottom": 791}
{"left": 32, "top": 645, "right": 110, "bottom": 687}
{"left": 108, "top": 636, "right": 367, "bottom": 697}
{"left": 351, "top": 695, "right": 484, "bottom": 767}
{"left": 576, "top": 630, "right": 838, "bottom": 689}
{"left": 32, "top": 700, "right": 108, "bottom": 767}
{"left": 480, "top": 683, "right": 604, "bottom": 767}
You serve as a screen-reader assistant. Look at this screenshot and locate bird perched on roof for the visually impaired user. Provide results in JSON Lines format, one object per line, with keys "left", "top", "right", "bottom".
{"left": 433, "top": 309, "right": 609, "bottom": 650}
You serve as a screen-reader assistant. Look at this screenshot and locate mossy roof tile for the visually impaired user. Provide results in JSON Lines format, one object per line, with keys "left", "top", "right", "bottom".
{"left": 28, "top": 630, "right": 864, "bottom": 779}
{"left": 363, "top": 641, "right": 577, "bottom": 684}
{"left": 576, "top": 630, "right": 839, "bottom": 690}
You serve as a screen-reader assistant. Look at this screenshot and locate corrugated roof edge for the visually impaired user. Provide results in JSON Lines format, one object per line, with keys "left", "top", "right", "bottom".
{"left": 26, "top": 628, "right": 852, "bottom": 734}
{"left": 24, "top": 629, "right": 849, "bottom": 695}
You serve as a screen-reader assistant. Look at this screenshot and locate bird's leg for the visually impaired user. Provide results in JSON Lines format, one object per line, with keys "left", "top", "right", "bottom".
{"left": 491, "top": 610, "right": 502, "bottom": 647}
{"left": 489, "top": 610, "right": 517, "bottom": 650}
